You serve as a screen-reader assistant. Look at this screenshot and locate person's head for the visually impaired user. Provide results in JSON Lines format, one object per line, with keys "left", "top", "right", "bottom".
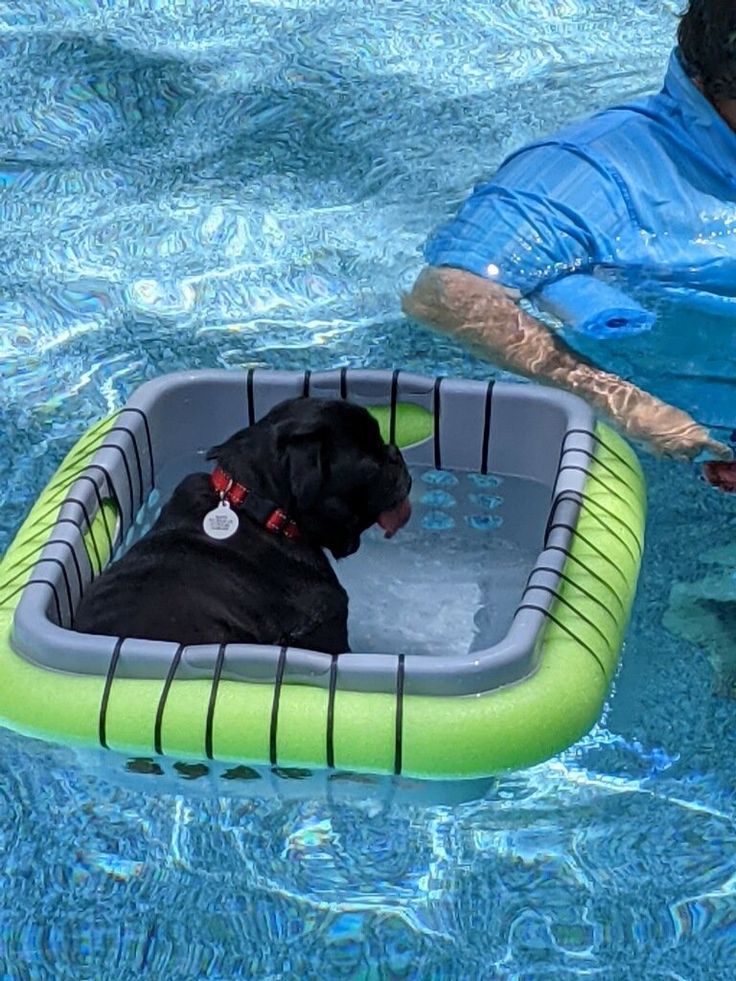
{"left": 679, "top": 0, "right": 736, "bottom": 128}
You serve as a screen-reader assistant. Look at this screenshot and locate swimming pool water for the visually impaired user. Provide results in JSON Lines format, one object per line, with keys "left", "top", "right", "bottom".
{"left": 3, "top": 0, "right": 736, "bottom": 976}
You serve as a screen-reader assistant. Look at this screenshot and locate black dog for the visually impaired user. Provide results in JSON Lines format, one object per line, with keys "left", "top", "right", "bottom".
{"left": 74, "top": 398, "right": 412, "bottom": 653}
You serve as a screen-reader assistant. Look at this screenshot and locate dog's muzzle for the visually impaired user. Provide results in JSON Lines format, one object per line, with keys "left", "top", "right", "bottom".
{"left": 377, "top": 497, "right": 412, "bottom": 539}
{"left": 373, "top": 444, "right": 412, "bottom": 539}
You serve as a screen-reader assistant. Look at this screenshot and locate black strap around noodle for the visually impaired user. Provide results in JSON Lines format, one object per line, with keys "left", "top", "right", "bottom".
{"left": 154, "top": 643, "right": 185, "bottom": 755}
{"left": 105, "top": 424, "right": 146, "bottom": 509}
{"left": 480, "top": 380, "right": 494, "bottom": 474}
{"left": 117, "top": 406, "right": 156, "bottom": 488}
{"left": 516, "top": 603, "right": 608, "bottom": 679}
{"left": 204, "top": 644, "right": 227, "bottom": 760}
{"left": 394, "top": 654, "right": 405, "bottom": 776}
{"left": 247, "top": 368, "right": 255, "bottom": 426}
{"left": 525, "top": 565, "right": 620, "bottom": 627}
{"left": 0, "top": 577, "right": 62, "bottom": 624}
{"left": 561, "top": 427, "right": 642, "bottom": 480}
{"left": 99, "top": 637, "right": 125, "bottom": 749}
{"left": 269, "top": 645, "right": 289, "bottom": 767}
{"left": 551, "top": 489, "right": 641, "bottom": 564}
{"left": 326, "top": 654, "right": 339, "bottom": 768}
{"left": 389, "top": 370, "right": 400, "bottom": 447}
{"left": 433, "top": 377, "right": 443, "bottom": 470}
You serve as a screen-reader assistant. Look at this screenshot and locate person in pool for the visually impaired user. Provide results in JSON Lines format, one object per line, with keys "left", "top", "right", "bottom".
{"left": 404, "top": 0, "right": 736, "bottom": 468}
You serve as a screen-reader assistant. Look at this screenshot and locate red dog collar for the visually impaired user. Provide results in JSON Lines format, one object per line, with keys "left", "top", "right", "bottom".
{"left": 211, "top": 467, "right": 249, "bottom": 506}
{"left": 210, "top": 467, "right": 300, "bottom": 540}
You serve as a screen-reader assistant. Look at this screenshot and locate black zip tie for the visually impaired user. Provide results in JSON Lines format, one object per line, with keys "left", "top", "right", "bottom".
{"left": 4, "top": 518, "right": 79, "bottom": 559}
{"left": 105, "top": 425, "right": 146, "bottom": 510}
{"left": 556, "top": 486, "right": 643, "bottom": 555}
{"left": 269, "top": 645, "right": 289, "bottom": 766}
{"left": 99, "top": 637, "right": 125, "bottom": 749}
{"left": 29, "top": 463, "right": 117, "bottom": 549}
{"left": 545, "top": 519, "right": 631, "bottom": 593}
{"left": 80, "top": 466, "right": 122, "bottom": 544}
{"left": 154, "top": 644, "right": 185, "bottom": 755}
{"left": 1, "top": 578, "right": 62, "bottom": 624}
{"left": 326, "top": 653, "right": 339, "bottom": 768}
{"left": 394, "top": 654, "right": 405, "bottom": 776}
{"left": 31, "top": 475, "right": 113, "bottom": 564}
{"left": 205, "top": 643, "right": 227, "bottom": 760}
{"left": 558, "top": 446, "right": 635, "bottom": 507}
{"left": 389, "top": 370, "right": 400, "bottom": 446}
{"left": 58, "top": 417, "right": 121, "bottom": 472}
{"left": 529, "top": 545, "right": 626, "bottom": 616}
{"left": 559, "top": 441, "right": 640, "bottom": 494}
{"left": 542, "top": 543, "right": 626, "bottom": 619}
{"left": 37, "top": 492, "right": 104, "bottom": 571}
{"left": 516, "top": 604, "right": 608, "bottom": 679}
{"left": 247, "top": 368, "right": 255, "bottom": 426}
{"left": 0, "top": 530, "right": 86, "bottom": 599}
{"left": 29, "top": 556, "right": 74, "bottom": 626}
{"left": 545, "top": 461, "right": 640, "bottom": 554}
{"left": 557, "top": 464, "right": 641, "bottom": 528}
{"left": 527, "top": 562, "right": 624, "bottom": 624}
{"left": 517, "top": 582, "right": 615, "bottom": 656}
{"left": 552, "top": 489, "right": 641, "bottom": 565}
{"left": 433, "top": 377, "right": 443, "bottom": 470}
{"left": 93, "top": 443, "right": 136, "bottom": 528}
{"left": 117, "top": 406, "right": 156, "bottom": 488}
{"left": 41, "top": 537, "right": 85, "bottom": 603}
{"left": 480, "top": 380, "right": 495, "bottom": 474}
{"left": 562, "top": 427, "right": 641, "bottom": 479}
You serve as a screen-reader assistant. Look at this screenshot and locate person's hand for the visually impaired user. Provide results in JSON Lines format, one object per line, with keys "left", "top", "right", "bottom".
{"left": 641, "top": 414, "right": 731, "bottom": 460}
{"left": 584, "top": 376, "right": 733, "bottom": 460}
{"left": 609, "top": 388, "right": 732, "bottom": 461}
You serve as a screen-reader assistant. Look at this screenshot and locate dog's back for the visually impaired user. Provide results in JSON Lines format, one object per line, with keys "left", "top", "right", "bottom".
{"left": 74, "top": 473, "right": 350, "bottom": 652}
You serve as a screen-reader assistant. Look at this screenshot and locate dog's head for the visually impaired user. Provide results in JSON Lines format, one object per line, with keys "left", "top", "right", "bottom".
{"left": 207, "top": 397, "right": 412, "bottom": 558}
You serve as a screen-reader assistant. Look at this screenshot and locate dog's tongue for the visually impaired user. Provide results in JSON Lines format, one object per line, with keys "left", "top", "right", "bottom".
{"left": 377, "top": 497, "right": 412, "bottom": 539}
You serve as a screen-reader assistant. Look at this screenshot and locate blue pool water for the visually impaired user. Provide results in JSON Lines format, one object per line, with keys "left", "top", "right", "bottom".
{"left": 3, "top": 1, "right": 736, "bottom": 976}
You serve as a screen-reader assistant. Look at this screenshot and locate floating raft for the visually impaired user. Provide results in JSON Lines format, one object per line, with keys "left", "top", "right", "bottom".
{"left": 0, "top": 369, "right": 645, "bottom": 779}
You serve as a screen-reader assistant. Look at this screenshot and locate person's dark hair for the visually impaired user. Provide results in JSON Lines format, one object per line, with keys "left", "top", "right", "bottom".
{"left": 678, "top": 0, "right": 736, "bottom": 99}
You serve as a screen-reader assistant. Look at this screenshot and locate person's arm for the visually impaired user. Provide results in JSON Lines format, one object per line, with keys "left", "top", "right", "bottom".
{"left": 403, "top": 266, "right": 730, "bottom": 460}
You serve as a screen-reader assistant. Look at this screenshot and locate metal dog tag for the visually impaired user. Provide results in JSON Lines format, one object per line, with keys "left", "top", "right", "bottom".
{"left": 203, "top": 500, "right": 239, "bottom": 540}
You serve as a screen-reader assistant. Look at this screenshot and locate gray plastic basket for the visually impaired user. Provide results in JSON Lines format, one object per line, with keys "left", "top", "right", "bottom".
{"left": 11, "top": 369, "right": 596, "bottom": 697}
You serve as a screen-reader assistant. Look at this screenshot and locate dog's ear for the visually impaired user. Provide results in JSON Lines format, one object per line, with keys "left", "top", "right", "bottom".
{"left": 277, "top": 425, "right": 331, "bottom": 511}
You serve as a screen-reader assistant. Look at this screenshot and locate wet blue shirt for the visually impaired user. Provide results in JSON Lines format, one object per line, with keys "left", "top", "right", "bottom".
{"left": 425, "top": 49, "right": 736, "bottom": 299}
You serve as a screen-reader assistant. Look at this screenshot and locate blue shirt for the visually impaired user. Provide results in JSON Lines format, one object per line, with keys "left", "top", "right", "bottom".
{"left": 425, "top": 49, "right": 736, "bottom": 299}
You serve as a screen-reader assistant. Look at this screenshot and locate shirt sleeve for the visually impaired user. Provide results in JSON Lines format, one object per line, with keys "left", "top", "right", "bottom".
{"left": 424, "top": 142, "right": 625, "bottom": 296}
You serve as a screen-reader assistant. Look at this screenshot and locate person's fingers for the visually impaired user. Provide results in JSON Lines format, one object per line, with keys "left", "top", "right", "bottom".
{"left": 647, "top": 435, "right": 730, "bottom": 463}
{"left": 703, "top": 437, "right": 733, "bottom": 461}
{"left": 622, "top": 415, "right": 732, "bottom": 461}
